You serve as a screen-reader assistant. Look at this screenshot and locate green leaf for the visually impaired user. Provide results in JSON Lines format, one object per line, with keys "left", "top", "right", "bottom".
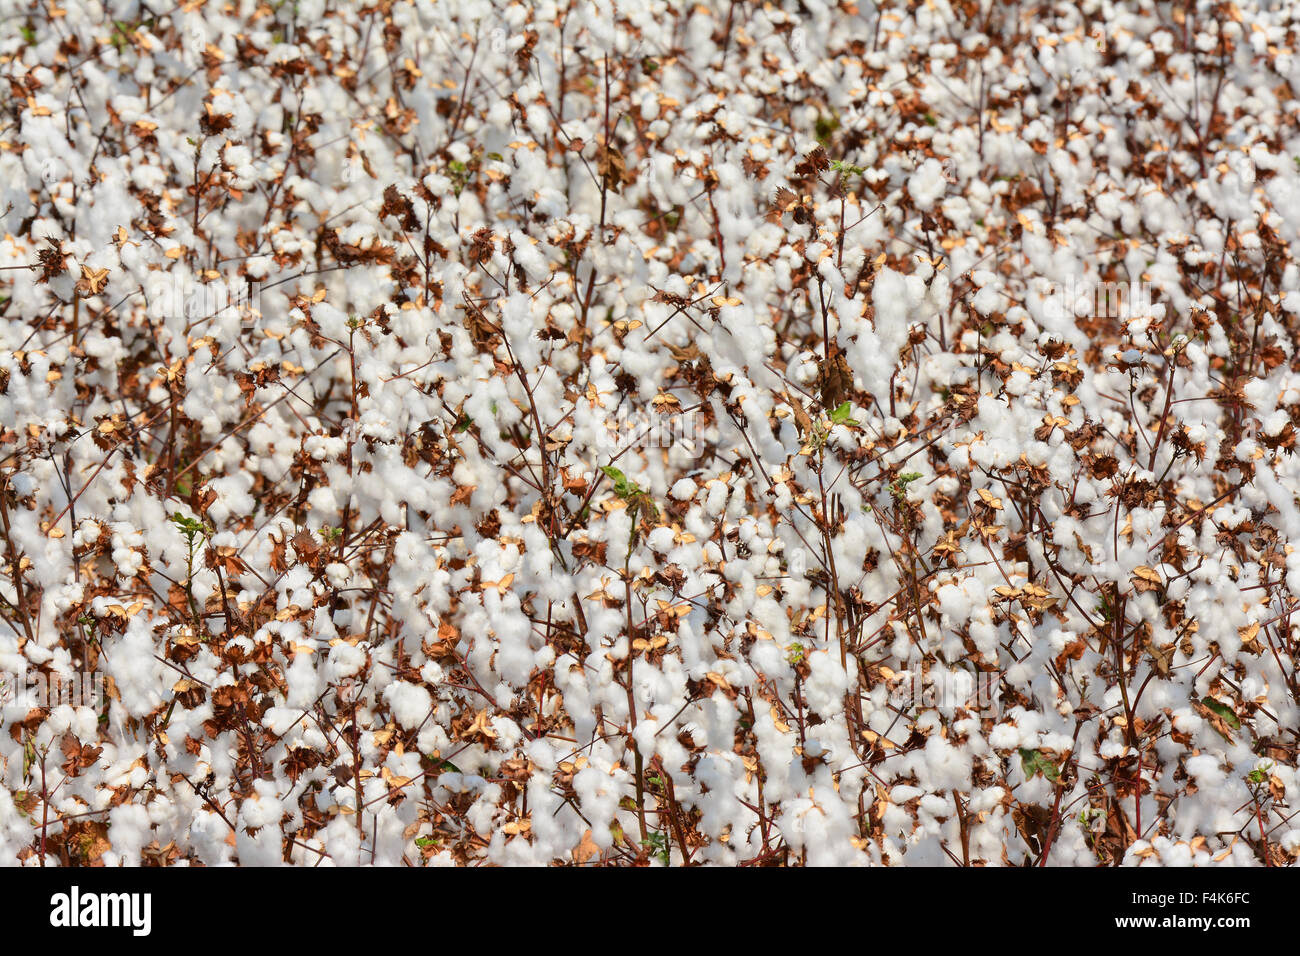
{"left": 1201, "top": 697, "right": 1241, "bottom": 730}
{"left": 1018, "top": 747, "right": 1060, "bottom": 782}
{"left": 641, "top": 831, "right": 670, "bottom": 865}
{"left": 890, "top": 472, "right": 924, "bottom": 500}
{"left": 171, "top": 512, "right": 205, "bottom": 536}
{"left": 829, "top": 401, "right": 856, "bottom": 425}
{"left": 814, "top": 113, "right": 840, "bottom": 145}
{"left": 600, "top": 465, "right": 636, "bottom": 498}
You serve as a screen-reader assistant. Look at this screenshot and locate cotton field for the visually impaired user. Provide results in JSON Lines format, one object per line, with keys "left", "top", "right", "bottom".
{"left": 1, "top": 0, "right": 1299, "bottom": 867}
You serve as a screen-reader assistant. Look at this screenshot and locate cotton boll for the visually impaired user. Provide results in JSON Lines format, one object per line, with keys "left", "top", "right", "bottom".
{"left": 645, "top": 525, "right": 676, "bottom": 554}
{"left": 670, "top": 477, "right": 697, "bottom": 501}
{"left": 987, "top": 722, "right": 1022, "bottom": 751}
{"left": 285, "top": 652, "right": 322, "bottom": 708}
{"left": 383, "top": 681, "right": 432, "bottom": 730}
{"left": 321, "top": 814, "right": 363, "bottom": 866}
{"left": 908, "top": 158, "right": 947, "bottom": 211}
{"left": 105, "top": 804, "right": 152, "bottom": 867}
{"left": 704, "top": 480, "right": 729, "bottom": 515}
{"left": 489, "top": 597, "right": 536, "bottom": 688}
{"left": 189, "top": 809, "right": 235, "bottom": 865}
{"left": 324, "top": 562, "right": 350, "bottom": 588}
{"left": 804, "top": 649, "right": 850, "bottom": 717}
{"left": 1185, "top": 754, "right": 1227, "bottom": 790}
{"left": 233, "top": 780, "right": 286, "bottom": 865}
{"left": 327, "top": 641, "right": 367, "bottom": 681}
{"left": 572, "top": 766, "right": 621, "bottom": 848}
{"left": 105, "top": 621, "right": 167, "bottom": 718}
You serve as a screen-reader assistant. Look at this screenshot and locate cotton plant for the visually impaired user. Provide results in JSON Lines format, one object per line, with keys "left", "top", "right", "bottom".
{"left": 0, "top": 0, "right": 1298, "bottom": 867}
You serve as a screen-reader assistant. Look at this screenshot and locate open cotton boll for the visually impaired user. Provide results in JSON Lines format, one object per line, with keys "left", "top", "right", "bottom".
{"left": 105, "top": 804, "right": 152, "bottom": 867}
{"left": 103, "top": 621, "right": 167, "bottom": 718}
{"left": 326, "top": 641, "right": 368, "bottom": 682}
{"left": 234, "top": 780, "right": 286, "bottom": 866}
{"left": 907, "top": 158, "right": 948, "bottom": 211}
{"left": 188, "top": 809, "right": 236, "bottom": 866}
{"left": 669, "top": 477, "right": 697, "bottom": 501}
{"left": 376, "top": 680, "right": 430, "bottom": 732}
{"left": 803, "top": 650, "right": 850, "bottom": 717}
{"left": 285, "top": 652, "right": 322, "bottom": 708}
